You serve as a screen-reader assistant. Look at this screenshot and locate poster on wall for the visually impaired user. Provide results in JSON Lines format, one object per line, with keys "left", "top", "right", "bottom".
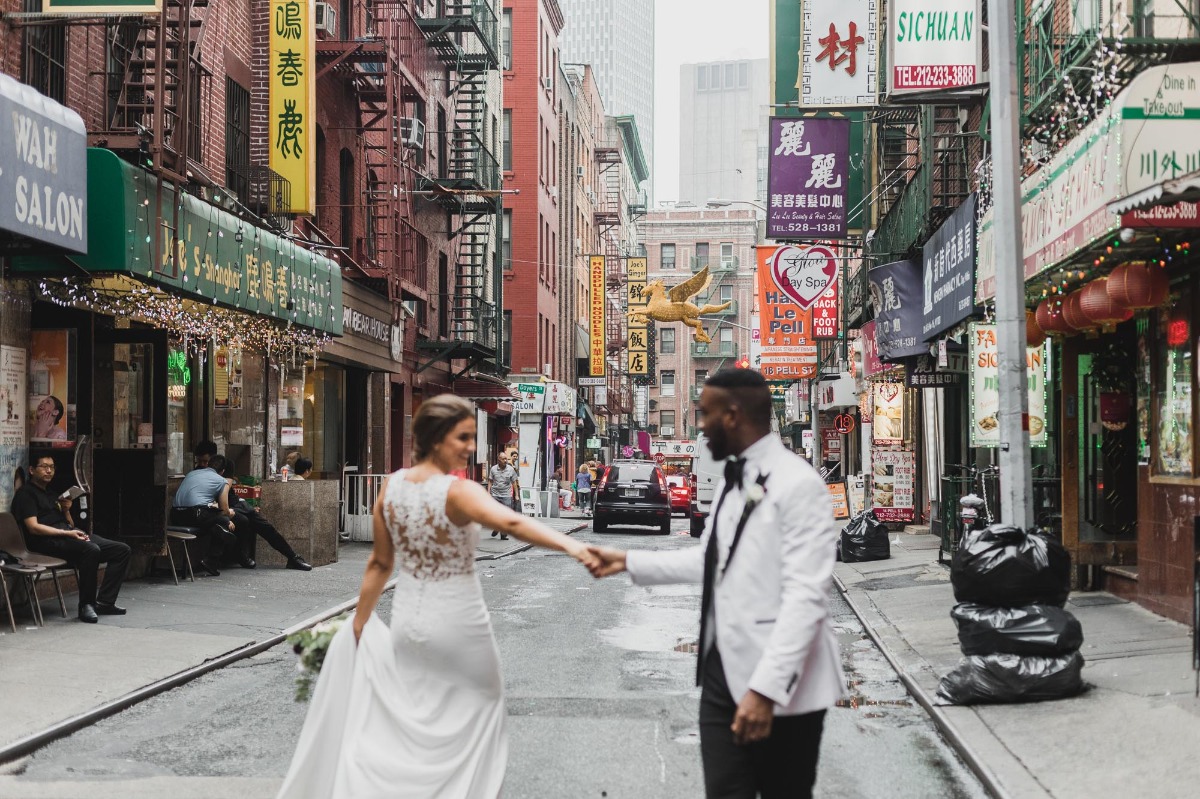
{"left": 213, "top": 346, "right": 244, "bottom": 410}
{"left": 872, "top": 449, "right": 915, "bottom": 522}
{"left": 872, "top": 382, "right": 904, "bottom": 444}
{"left": 969, "top": 322, "right": 1048, "bottom": 447}
{"left": 0, "top": 345, "right": 26, "bottom": 447}
{"left": 29, "top": 330, "right": 74, "bottom": 445}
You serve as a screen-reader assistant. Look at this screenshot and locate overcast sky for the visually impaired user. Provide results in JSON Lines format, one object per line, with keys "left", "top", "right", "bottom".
{"left": 654, "top": 0, "right": 769, "bottom": 203}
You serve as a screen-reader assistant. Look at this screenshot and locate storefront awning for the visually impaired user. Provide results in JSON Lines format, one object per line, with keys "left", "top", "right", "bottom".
{"left": 1107, "top": 170, "right": 1200, "bottom": 216}
{"left": 453, "top": 377, "right": 518, "bottom": 399}
{"left": 0, "top": 74, "right": 88, "bottom": 254}
{"left": 13, "top": 148, "right": 342, "bottom": 335}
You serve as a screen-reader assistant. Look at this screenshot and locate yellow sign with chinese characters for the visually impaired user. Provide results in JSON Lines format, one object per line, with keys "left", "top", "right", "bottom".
{"left": 589, "top": 256, "right": 606, "bottom": 376}
{"left": 627, "top": 257, "right": 648, "bottom": 375}
{"left": 269, "top": 0, "right": 315, "bottom": 214}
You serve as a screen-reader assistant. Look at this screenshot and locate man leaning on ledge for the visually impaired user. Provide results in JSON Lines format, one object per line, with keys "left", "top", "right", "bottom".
{"left": 11, "top": 455, "right": 131, "bottom": 623}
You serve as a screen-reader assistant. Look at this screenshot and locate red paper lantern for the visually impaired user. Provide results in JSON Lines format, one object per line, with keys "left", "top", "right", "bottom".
{"left": 1080, "top": 277, "right": 1134, "bottom": 330}
{"left": 1061, "top": 289, "right": 1096, "bottom": 332}
{"left": 1035, "top": 298, "right": 1074, "bottom": 336}
{"left": 1026, "top": 309, "right": 1047, "bottom": 347}
{"left": 1107, "top": 261, "right": 1169, "bottom": 310}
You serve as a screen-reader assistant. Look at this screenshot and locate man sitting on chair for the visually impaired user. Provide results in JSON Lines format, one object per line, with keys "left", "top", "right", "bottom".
{"left": 11, "top": 456, "right": 131, "bottom": 623}
{"left": 215, "top": 459, "right": 312, "bottom": 571}
{"left": 171, "top": 454, "right": 242, "bottom": 576}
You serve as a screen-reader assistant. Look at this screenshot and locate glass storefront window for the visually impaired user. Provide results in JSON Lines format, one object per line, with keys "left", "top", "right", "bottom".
{"left": 111, "top": 343, "right": 153, "bottom": 449}
{"left": 278, "top": 361, "right": 344, "bottom": 479}
{"left": 1154, "top": 290, "right": 1193, "bottom": 477}
{"left": 166, "top": 345, "right": 192, "bottom": 474}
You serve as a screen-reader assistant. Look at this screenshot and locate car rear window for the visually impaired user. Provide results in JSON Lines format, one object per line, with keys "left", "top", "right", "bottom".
{"left": 608, "top": 463, "right": 657, "bottom": 482}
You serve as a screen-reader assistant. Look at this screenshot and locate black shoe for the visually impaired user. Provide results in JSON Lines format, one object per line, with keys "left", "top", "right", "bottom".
{"left": 500, "top": 534, "right": 509, "bottom": 540}
{"left": 95, "top": 603, "right": 127, "bottom": 616}
{"left": 491, "top": 531, "right": 498, "bottom": 538}
{"left": 78, "top": 604, "right": 98, "bottom": 623}
{"left": 199, "top": 558, "right": 222, "bottom": 577}
{"left": 238, "top": 557, "right": 256, "bottom": 569}
{"left": 286, "top": 555, "right": 313, "bottom": 571}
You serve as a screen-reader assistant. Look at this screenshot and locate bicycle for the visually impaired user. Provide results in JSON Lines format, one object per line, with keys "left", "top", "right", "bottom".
{"left": 939, "top": 463, "right": 1000, "bottom": 564}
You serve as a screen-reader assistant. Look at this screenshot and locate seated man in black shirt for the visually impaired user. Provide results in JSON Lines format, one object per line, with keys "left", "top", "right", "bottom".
{"left": 11, "top": 456, "right": 132, "bottom": 623}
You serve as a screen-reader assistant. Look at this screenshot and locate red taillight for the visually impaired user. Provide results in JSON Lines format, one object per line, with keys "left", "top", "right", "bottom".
{"left": 657, "top": 470, "right": 667, "bottom": 493}
{"left": 597, "top": 469, "right": 608, "bottom": 491}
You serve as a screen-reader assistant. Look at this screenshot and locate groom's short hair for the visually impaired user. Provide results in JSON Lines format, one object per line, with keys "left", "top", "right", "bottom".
{"left": 705, "top": 368, "right": 771, "bottom": 429}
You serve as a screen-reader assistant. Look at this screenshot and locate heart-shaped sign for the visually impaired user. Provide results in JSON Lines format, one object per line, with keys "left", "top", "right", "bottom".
{"left": 769, "top": 245, "right": 837, "bottom": 310}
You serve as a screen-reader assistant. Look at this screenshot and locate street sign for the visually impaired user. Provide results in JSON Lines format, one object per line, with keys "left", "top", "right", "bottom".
{"left": 586, "top": 437, "right": 601, "bottom": 448}
{"left": 834, "top": 413, "right": 856, "bottom": 434}
{"left": 516, "top": 383, "right": 545, "bottom": 394}
{"left": 654, "top": 453, "right": 666, "bottom": 465}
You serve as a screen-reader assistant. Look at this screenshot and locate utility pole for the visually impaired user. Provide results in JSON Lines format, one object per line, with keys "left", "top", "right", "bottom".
{"left": 987, "top": 0, "right": 1034, "bottom": 529}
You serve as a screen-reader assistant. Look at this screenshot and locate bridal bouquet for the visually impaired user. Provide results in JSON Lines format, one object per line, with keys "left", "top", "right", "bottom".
{"left": 287, "top": 614, "right": 349, "bottom": 702}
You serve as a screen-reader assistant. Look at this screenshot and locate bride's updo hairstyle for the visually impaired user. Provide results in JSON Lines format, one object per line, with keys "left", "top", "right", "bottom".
{"left": 413, "top": 394, "right": 476, "bottom": 461}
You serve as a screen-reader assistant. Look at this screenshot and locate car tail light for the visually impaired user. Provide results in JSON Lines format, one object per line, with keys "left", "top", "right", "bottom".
{"left": 657, "top": 470, "right": 667, "bottom": 494}
{"left": 597, "top": 469, "right": 609, "bottom": 491}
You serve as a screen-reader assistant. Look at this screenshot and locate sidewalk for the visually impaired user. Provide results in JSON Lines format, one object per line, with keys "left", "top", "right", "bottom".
{"left": 836, "top": 534, "right": 1200, "bottom": 799}
{"left": 0, "top": 517, "right": 587, "bottom": 760}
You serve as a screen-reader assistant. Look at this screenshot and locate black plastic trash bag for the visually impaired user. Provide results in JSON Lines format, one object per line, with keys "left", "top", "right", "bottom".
{"left": 951, "top": 603, "right": 1083, "bottom": 656}
{"left": 840, "top": 511, "right": 890, "bottom": 563}
{"left": 951, "top": 524, "right": 1070, "bottom": 607}
{"left": 937, "top": 651, "right": 1085, "bottom": 705}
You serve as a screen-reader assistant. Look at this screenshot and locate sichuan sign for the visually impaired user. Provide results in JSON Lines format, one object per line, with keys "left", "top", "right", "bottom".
{"left": 269, "top": 0, "right": 315, "bottom": 214}
{"left": 888, "top": 0, "right": 982, "bottom": 94}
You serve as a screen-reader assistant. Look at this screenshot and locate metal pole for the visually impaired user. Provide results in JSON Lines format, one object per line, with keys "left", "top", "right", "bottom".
{"left": 987, "top": 0, "right": 1034, "bottom": 529}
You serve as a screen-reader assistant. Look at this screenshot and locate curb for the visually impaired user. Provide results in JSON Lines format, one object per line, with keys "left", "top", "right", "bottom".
{"left": 0, "top": 522, "right": 592, "bottom": 766}
{"left": 832, "top": 573, "right": 1011, "bottom": 799}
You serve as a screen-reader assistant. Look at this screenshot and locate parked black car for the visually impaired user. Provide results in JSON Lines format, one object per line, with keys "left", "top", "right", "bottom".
{"left": 592, "top": 460, "right": 672, "bottom": 535}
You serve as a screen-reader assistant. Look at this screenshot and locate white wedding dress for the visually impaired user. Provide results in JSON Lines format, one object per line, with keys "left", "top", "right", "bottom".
{"left": 277, "top": 472, "right": 508, "bottom": 799}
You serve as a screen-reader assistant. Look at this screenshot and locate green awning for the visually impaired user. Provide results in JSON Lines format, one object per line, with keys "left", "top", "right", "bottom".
{"left": 15, "top": 148, "right": 341, "bottom": 335}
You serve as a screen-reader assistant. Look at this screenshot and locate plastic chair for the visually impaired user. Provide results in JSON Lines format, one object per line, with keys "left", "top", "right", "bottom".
{"left": 0, "top": 513, "right": 69, "bottom": 619}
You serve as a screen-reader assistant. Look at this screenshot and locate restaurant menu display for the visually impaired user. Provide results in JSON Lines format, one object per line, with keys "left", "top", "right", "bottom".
{"left": 872, "top": 449, "right": 915, "bottom": 523}
{"left": 969, "top": 323, "right": 1047, "bottom": 448}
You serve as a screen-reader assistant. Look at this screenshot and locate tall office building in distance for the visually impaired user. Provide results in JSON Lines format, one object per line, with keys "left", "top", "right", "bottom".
{"left": 560, "top": 0, "right": 655, "bottom": 198}
{"left": 679, "top": 59, "right": 769, "bottom": 206}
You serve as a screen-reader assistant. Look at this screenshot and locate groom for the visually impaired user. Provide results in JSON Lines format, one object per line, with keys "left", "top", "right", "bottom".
{"left": 590, "top": 368, "right": 845, "bottom": 798}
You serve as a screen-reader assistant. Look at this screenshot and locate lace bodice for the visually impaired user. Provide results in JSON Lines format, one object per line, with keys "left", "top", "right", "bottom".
{"left": 382, "top": 471, "right": 480, "bottom": 580}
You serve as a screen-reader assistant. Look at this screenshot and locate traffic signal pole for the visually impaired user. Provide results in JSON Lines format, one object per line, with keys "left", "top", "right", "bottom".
{"left": 987, "top": 0, "right": 1035, "bottom": 529}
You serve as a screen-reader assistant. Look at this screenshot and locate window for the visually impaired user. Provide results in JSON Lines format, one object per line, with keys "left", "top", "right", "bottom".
{"left": 725, "top": 63, "right": 736, "bottom": 87}
{"left": 503, "top": 310, "right": 513, "bottom": 367}
{"left": 719, "top": 327, "right": 734, "bottom": 355}
{"left": 438, "top": 254, "right": 449, "bottom": 338}
{"left": 720, "top": 242, "right": 735, "bottom": 268}
{"left": 661, "top": 243, "right": 676, "bottom": 270}
{"left": 23, "top": 0, "right": 65, "bottom": 102}
{"left": 187, "top": 62, "right": 202, "bottom": 162}
{"left": 661, "top": 370, "right": 676, "bottom": 397}
{"left": 695, "top": 242, "right": 709, "bottom": 268}
{"left": 1155, "top": 291, "right": 1194, "bottom": 476}
{"left": 660, "top": 327, "right": 676, "bottom": 354}
{"left": 697, "top": 64, "right": 707, "bottom": 91}
{"left": 696, "top": 369, "right": 708, "bottom": 386}
{"left": 501, "top": 9, "right": 512, "bottom": 70}
{"left": 339, "top": 148, "right": 354, "bottom": 250}
{"left": 739, "top": 61, "right": 749, "bottom": 87}
{"left": 225, "top": 78, "right": 250, "bottom": 204}
{"left": 502, "top": 109, "right": 512, "bottom": 171}
{"left": 502, "top": 210, "right": 513, "bottom": 270}
{"left": 660, "top": 410, "right": 676, "bottom": 435}
{"left": 719, "top": 284, "right": 733, "bottom": 303}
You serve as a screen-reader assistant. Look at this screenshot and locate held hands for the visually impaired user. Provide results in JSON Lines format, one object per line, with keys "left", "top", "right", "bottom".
{"left": 566, "top": 542, "right": 603, "bottom": 575}
{"left": 585, "top": 546, "right": 627, "bottom": 578}
{"left": 731, "top": 690, "right": 775, "bottom": 745}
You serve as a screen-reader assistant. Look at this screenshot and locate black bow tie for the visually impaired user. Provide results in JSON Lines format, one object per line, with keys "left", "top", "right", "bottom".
{"left": 723, "top": 457, "right": 746, "bottom": 489}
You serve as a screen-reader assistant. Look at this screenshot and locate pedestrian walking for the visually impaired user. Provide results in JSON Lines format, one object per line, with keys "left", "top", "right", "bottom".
{"left": 486, "top": 451, "right": 519, "bottom": 540}
{"left": 575, "top": 463, "right": 593, "bottom": 516}
{"left": 589, "top": 368, "right": 845, "bottom": 798}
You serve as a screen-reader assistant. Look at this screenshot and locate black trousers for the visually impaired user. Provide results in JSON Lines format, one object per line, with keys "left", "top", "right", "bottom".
{"left": 27, "top": 532, "right": 131, "bottom": 607}
{"left": 699, "top": 648, "right": 826, "bottom": 799}
{"left": 170, "top": 506, "right": 236, "bottom": 561}
{"left": 231, "top": 507, "right": 296, "bottom": 561}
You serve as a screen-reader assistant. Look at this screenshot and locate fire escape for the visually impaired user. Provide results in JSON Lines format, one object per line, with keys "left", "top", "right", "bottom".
{"left": 594, "top": 140, "right": 630, "bottom": 417}
{"left": 413, "top": 0, "right": 502, "bottom": 375}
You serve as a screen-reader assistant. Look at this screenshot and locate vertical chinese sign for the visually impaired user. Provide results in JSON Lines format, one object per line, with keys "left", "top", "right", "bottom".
{"left": 627, "top": 257, "right": 649, "bottom": 376}
{"left": 969, "top": 322, "right": 1048, "bottom": 448}
{"left": 767, "top": 118, "right": 850, "bottom": 240}
{"left": 589, "top": 256, "right": 606, "bottom": 376}
{"left": 269, "top": 0, "right": 315, "bottom": 214}
{"left": 799, "top": 0, "right": 878, "bottom": 107}
{"left": 755, "top": 245, "right": 819, "bottom": 380}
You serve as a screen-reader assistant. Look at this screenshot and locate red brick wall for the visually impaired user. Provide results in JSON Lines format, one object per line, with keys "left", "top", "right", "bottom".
{"left": 1135, "top": 467, "right": 1194, "bottom": 624}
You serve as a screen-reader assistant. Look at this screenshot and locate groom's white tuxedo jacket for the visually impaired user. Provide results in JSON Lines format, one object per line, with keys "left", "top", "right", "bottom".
{"left": 626, "top": 434, "right": 847, "bottom": 716}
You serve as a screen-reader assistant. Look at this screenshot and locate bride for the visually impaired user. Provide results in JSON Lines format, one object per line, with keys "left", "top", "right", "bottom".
{"left": 276, "top": 395, "right": 600, "bottom": 798}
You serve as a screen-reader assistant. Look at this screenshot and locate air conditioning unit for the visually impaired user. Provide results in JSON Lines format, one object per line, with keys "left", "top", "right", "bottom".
{"left": 648, "top": 424, "right": 659, "bottom": 435}
{"left": 314, "top": 2, "right": 337, "bottom": 35}
{"left": 661, "top": 427, "right": 675, "bottom": 438}
{"left": 400, "top": 117, "right": 426, "bottom": 149}
{"left": 576, "top": 165, "right": 585, "bottom": 178}
{"left": 585, "top": 188, "right": 597, "bottom": 205}
{"left": 541, "top": 76, "right": 553, "bottom": 90}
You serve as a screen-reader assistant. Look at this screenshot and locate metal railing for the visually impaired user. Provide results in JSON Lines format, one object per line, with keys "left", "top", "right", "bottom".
{"left": 340, "top": 470, "right": 387, "bottom": 541}
{"left": 691, "top": 342, "right": 737, "bottom": 359}
{"left": 690, "top": 256, "right": 738, "bottom": 272}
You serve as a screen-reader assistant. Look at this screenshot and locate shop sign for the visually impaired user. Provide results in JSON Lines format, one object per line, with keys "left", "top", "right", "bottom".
{"left": 589, "top": 256, "right": 606, "bottom": 376}
{"left": 578, "top": 377, "right": 605, "bottom": 386}
{"left": 627, "top": 256, "right": 648, "bottom": 375}
{"left": 544, "top": 382, "right": 577, "bottom": 415}
{"left": 977, "top": 63, "right": 1200, "bottom": 302}
{"left": 586, "top": 437, "right": 601, "bottom": 448}
{"left": 513, "top": 383, "right": 546, "bottom": 414}
{"left": 0, "top": 74, "right": 88, "bottom": 253}
{"left": 42, "top": 0, "right": 161, "bottom": 11}
{"left": 922, "top": 193, "right": 976, "bottom": 340}
{"left": 756, "top": 246, "right": 819, "bottom": 380}
{"left": 818, "top": 373, "right": 858, "bottom": 409}
{"left": 822, "top": 426, "right": 842, "bottom": 459}
{"left": 887, "top": 0, "right": 981, "bottom": 94}
{"left": 861, "top": 320, "right": 887, "bottom": 378}
{"left": 905, "top": 354, "right": 963, "bottom": 388}
{"left": 872, "top": 382, "right": 904, "bottom": 444}
{"left": 848, "top": 473, "right": 866, "bottom": 515}
{"left": 869, "top": 259, "right": 926, "bottom": 361}
{"left": 798, "top": 0, "right": 878, "bottom": 107}
{"left": 1121, "top": 201, "right": 1200, "bottom": 229}
{"left": 268, "top": 0, "right": 316, "bottom": 214}
{"left": 767, "top": 119, "right": 851, "bottom": 239}
{"left": 872, "top": 449, "right": 915, "bottom": 522}
{"left": 968, "top": 322, "right": 1048, "bottom": 448}
{"left": 341, "top": 306, "right": 391, "bottom": 345}
{"left": 0, "top": 345, "right": 27, "bottom": 447}
{"left": 813, "top": 270, "right": 841, "bottom": 339}
{"left": 750, "top": 313, "right": 763, "bottom": 368}
{"left": 827, "top": 481, "right": 850, "bottom": 519}
{"left": 651, "top": 439, "right": 699, "bottom": 457}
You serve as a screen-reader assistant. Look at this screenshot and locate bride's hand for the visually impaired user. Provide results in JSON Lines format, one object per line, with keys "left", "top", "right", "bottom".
{"left": 353, "top": 617, "right": 366, "bottom": 643}
{"left": 567, "top": 542, "right": 603, "bottom": 575}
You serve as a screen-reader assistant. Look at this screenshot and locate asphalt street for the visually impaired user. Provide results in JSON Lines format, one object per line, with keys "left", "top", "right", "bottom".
{"left": 2, "top": 517, "right": 987, "bottom": 798}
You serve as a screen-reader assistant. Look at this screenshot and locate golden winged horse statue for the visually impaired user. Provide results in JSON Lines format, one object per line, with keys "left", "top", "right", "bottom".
{"left": 628, "top": 266, "right": 731, "bottom": 344}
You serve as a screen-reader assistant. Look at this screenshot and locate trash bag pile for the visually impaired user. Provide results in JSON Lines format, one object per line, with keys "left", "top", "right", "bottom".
{"left": 838, "top": 511, "right": 890, "bottom": 563}
{"left": 938, "top": 524, "right": 1085, "bottom": 705}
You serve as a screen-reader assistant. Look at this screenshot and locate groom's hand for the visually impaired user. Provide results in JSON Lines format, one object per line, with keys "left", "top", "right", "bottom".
{"left": 587, "top": 546, "right": 627, "bottom": 578}
{"left": 731, "top": 690, "right": 774, "bottom": 745}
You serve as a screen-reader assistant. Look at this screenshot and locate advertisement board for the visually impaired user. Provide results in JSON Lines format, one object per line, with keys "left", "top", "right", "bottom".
{"left": 887, "top": 0, "right": 982, "bottom": 94}
{"left": 969, "top": 322, "right": 1048, "bottom": 448}
{"left": 872, "top": 382, "right": 905, "bottom": 445}
{"left": 872, "top": 449, "right": 915, "bottom": 522}
{"left": 922, "top": 193, "right": 976, "bottom": 340}
{"left": 755, "top": 246, "right": 819, "bottom": 380}
{"left": 767, "top": 118, "right": 851, "bottom": 240}
{"left": 869, "top": 259, "right": 926, "bottom": 362}
{"left": 589, "top": 256, "right": 606, "bottom": 376}
{"left": 799, "top": 0, "right": 878, "bottom": 107}
{"left": 268, "top": 0, "right": 316, "bottom": 214}
{"left": 627, "top": 256, "right": 648, "bottom": 375}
